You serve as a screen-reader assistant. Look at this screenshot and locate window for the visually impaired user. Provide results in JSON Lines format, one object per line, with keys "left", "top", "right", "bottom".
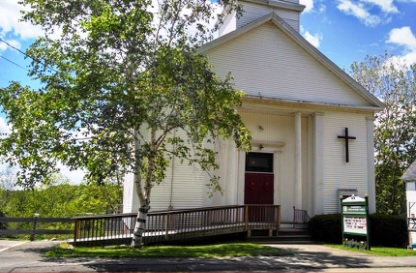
{"left": 245, "top": 152, "right": 273, "bottom": 173}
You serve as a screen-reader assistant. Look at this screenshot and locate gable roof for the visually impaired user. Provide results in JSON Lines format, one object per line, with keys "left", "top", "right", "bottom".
{"left": 242, "top": 0, "right": 305, "bottom": 12}
{"left": 198, "top": 12, "right": 384, "bottom": 110}
{"left": 402, "top": 160, "right": 416, "bottom": 181}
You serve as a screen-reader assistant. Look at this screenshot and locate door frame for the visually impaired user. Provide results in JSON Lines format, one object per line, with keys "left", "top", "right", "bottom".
{"left": 237, "top": 141, "right": 285, "bottom": 206}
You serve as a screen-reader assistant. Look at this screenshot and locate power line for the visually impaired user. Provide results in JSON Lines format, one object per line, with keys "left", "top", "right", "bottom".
{"left": 0, "top": 55, "right": 28, "bottom": 71}
{"left": 0, "top": 39, "right": 29, "bottom": 61}
{"left": 0, "top": 38, "right": 58, "bottom": 73}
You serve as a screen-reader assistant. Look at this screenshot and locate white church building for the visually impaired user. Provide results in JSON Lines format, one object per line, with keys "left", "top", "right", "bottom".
{"left": 123, "top": 0, "right": 384, "bottom": 225}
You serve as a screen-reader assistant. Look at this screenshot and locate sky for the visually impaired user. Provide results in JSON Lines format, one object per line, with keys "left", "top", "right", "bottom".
{"left": 299, "top": 0, "right": 416, "bottom": 70}
{"left": 0, "top": 0, "right": 415, "bottom": 183}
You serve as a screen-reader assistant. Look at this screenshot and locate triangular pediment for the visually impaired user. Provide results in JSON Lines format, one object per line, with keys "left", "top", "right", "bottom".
{"left": 199, "top": 13, "right": 384, "bottom": 110}
{"left": 402, "top": 160, "right": 416, "bottom": 181}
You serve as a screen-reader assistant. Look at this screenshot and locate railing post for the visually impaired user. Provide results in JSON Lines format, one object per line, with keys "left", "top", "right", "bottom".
{"left": 30, "top": 213, "right": 39, "bottom": 242}
{"left": 276, "top": 206, "right": 281, "bottom": 229}
{"left": 74, "top": 219, "right": 81, "bottom": 245}
{"left": 165, "top": 214, "right": 169, "bottom": 240}
{"left": 293, "top": 206, "right": 296, "bottom": 228}
{"left": 244, "top": 205, "right": 250, "bottom": 237}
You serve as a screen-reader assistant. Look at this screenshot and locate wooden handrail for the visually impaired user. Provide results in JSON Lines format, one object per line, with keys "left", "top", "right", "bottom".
{"left": 293, "top": 206, "right": 310, "bottom": 229}
{"left": 71, "top": 205, "right": 281, "bottom": 246}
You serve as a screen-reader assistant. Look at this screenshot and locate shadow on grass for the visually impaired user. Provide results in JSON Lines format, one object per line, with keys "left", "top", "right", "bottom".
{"left": 37, "top": 244, "right": 373, "bottom": 272}
{"left": 51, "top": 248, "right": 373, "bottom": 272}
{"left": 5, "top": 241, "right": 375, "bottom": 272}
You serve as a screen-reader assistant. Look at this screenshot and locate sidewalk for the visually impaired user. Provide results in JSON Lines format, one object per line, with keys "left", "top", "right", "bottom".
{"left": 0, "top": 240, "right": 415, "bottom": 272}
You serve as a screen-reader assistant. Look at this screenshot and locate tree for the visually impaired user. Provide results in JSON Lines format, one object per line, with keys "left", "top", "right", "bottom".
{"left": 350, "top": 52, "right": 416, "bottom": 215}
{"left": 0, "top": 0, "right": 250, "bottom": 247}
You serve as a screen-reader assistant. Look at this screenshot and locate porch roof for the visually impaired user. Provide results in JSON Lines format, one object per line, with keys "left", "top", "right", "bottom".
{"left": 402, "top": 160, "right": 416, "bottom": 182}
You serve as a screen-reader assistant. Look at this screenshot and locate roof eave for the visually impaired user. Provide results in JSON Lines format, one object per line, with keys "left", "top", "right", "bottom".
{"left": 242, "top": 0, "right": 305, "bottom": 12}
{"left": 243, "top": 95, "right": 384, "bottom": 112}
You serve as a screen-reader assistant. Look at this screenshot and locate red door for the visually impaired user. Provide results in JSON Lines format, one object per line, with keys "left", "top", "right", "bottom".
{"left": 244, "top": 173, "right": 274, "bottom": 204}
{"left": 244, "top": 172, "right": 274, "bottom": 222}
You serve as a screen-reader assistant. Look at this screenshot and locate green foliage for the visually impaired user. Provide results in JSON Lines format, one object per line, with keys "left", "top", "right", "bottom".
{"left": 350, "top": 52, "right": 416, "bottom": 215}
{"left": 308, "top": 214, "right": 342, "bottom": 244}
{"left": 1, "top": 183, "right": 122, "bottom": 218}
{"left": 308, "top": 213, "right": 408, "bottom": 247}
{"left": 0, "top": 180, "right": 122, "bottom": 240}
{"left": 0, "top": 0, "right": 250, "bottom": 212}
{"left": 370, "top": 214, "right": 408, "bottom": 247}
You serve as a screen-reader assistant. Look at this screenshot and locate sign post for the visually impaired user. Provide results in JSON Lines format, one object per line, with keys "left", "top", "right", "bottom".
{"left": 340, "top": 194, "right": 371, "bottom": 250}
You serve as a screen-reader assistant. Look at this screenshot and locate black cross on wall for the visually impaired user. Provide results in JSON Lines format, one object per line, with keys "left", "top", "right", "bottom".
{"left": 337, "top": 127, "right": 356, "bottom": 163}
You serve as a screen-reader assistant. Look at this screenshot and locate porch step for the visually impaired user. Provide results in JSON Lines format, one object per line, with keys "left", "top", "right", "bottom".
{"left": 248, "top": 228, "right": 314, "bottom": 244}
{"left": 278, "top": 228, "right": 310, "bottom": 236}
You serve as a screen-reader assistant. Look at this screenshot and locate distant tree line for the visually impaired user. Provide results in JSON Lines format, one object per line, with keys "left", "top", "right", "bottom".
{"left": 0, "top": 174, "right": 122, "bottom": 218}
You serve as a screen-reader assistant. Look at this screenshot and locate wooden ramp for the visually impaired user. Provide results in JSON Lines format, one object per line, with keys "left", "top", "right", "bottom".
{"left": 71, "top": 205, "right": 281, "bottom": 246}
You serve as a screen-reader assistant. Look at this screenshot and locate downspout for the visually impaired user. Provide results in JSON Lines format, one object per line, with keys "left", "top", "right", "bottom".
{"left": 168, "top": 155, "right": 175, "bottom": 210}
{"left": 168, "top": 130, "right": 176, "bottom": 210}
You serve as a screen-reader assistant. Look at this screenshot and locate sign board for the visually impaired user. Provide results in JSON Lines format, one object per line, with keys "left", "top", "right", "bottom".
{"left": 343, "top": 216, "right": 367, "bottom": 235}
{"left": 340, "top": 195, "right": 371, "bottom": 250}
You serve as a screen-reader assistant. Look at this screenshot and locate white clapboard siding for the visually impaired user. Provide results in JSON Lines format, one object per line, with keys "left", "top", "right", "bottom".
{"left": 123, "top": 128, "right": 210, "bottom": 212}
{"left": 407, "top": 182, "right": 416, "bottom": 217}
{"left": 123, "top": 172, "right": 135, "bottom": 213}
{"left": 150, "top": 158, "right": 206, "bottom": 210}
{"left": 322, "top": 112, "right": 369, "bottom": 214}
{"left": 238, "top": 2, "right": 300, "bottom": 31}
{"left": 150, "top": 129, "right": 209, "bottom": 211}
{"left": 206, "top": 23, "right": 370, "bottom": 107}
{"left": 240, "top": 111, "right": 295, "bottom": 144}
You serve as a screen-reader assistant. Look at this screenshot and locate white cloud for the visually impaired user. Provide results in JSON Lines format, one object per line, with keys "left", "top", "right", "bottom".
{"left": 386, "top": 52, "right": 416, "bottom": 68}
{"left": 0, "top": 38, "right": 21, "bottom": 52}
{"left": 336, "top": 0, "right": 382, "bottom": 26}
{"left": 0, "top": 42, "right": 7, "bottom": 51}
{"left": 386, "top": 26, "right": 416, "bottom": 66}
{"left": 362, "top": 0, "right": 398, "bottom": 13}
{"left": 318, "top": 4, "right": 327, "bottom": 13}
{"left": 0, "top": 0, "right": 43, "bottom": 40}
{"left": 303, "top": 31, "right": 322, "bottom": 48}
{"left": 388, "top": 27, "right": 416, "bottom": 49}
{"left": 300, "top": 0, "right": 314, "bottom": 13}
{"left": 57, "top": 162, "right": 85, "bottom": 185}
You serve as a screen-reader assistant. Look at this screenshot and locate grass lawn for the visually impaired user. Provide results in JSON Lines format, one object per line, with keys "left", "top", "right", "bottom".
{"left": 326, "top": 244, "right": 416, "bottom": 256}
{"left": 46, "top": 242, "right": 294, "bottom": 258}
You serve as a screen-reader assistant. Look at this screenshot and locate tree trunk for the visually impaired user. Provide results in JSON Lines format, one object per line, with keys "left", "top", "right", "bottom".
{"left": 131, "top": 204, "right": 150, "bottom": 248}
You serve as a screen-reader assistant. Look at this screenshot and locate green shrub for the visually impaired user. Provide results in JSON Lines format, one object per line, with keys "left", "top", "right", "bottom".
{"left": 308, "top": 213, "right": 408, "bottom": 247}
{"left": 308, "top": 214, "right": 342, "bottom": 244}
{"left": 369, "top": 214, "right": 408, "bottom": 247}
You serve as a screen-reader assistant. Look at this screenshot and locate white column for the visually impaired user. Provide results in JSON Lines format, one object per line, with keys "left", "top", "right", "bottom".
{"left": 366, "top": 116, "right": 376, "bottom": 213}
{"left": 295, "top": 112, "right": 302, "bottom": 209}
{"left": 313, "top": 112, "right": 324, "bottom": 215}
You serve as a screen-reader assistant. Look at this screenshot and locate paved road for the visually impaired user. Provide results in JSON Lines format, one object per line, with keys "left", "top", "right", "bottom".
{"left": 0, "top": 240, "right": 26, "bottom": 253}
{"left": 1, "top": 240, "right": 416, "bottom": 272}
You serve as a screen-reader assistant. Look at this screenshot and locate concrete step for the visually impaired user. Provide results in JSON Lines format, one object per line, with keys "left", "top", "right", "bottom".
{"left": 278, "top": 229, "right": 309, "bottom": 236}
{"left": 248, "top": 228, "right": 313, "bottom": 244}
